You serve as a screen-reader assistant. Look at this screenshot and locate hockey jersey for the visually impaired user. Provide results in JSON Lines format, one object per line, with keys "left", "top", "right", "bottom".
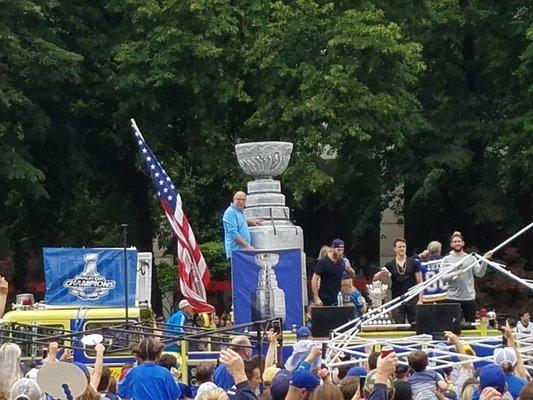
{"left": 416, "top": 254, "right": 448, "bottom": 302}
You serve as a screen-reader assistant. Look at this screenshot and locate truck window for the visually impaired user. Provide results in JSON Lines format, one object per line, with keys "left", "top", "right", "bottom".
{"left": 2, "top": 323, "right": 66, "bottom": 358}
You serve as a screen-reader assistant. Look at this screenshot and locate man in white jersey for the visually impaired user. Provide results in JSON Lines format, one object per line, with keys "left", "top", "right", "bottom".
{"left": 414, "top": 241, "right": 448, "bottom": 303}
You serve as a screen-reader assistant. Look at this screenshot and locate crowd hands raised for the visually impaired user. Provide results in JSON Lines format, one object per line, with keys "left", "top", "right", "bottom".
{"left": 1, "top": 322, "right": 531, "bottom": 400}
{"left": 214, "top": 328, "right": 533, "bottom": 400}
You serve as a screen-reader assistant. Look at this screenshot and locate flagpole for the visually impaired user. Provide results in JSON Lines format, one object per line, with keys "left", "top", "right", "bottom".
{"left": 121, "top": 224, "right": 129, "bottom": 324}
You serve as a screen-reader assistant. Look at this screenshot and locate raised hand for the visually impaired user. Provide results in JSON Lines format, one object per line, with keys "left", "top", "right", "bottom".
{"left": 0, "top": 276, "right": 8, "bottom": 295}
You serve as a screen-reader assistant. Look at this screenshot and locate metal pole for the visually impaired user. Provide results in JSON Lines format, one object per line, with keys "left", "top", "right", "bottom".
{"left": 121, "top": 224, "right": 129, "bottom": 324}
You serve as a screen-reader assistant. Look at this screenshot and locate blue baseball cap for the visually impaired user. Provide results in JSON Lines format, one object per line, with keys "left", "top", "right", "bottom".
{"left": 346, "top": 366, "right": 367, "bottom": 377}
{"left": 289, "top": 370, "right": 320, "bottom": 392}
{"left": 270, "top": 369, "right": 292, "bottom": 400}
{"left": 331, "top": 239, "right": 345, "bottom": 248}
{"left": 479, "top": 364, "right": 506, "bottom": 392}
{"left": 296, "top": 326, "right": 312, "bottom": 340}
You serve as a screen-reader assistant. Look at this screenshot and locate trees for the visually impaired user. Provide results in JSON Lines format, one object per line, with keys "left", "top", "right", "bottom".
{"left": 0, "top": 0, "right": 530, "bottom": 294}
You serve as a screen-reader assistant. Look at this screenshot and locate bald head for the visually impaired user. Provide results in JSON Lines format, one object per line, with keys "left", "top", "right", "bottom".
{"left": 230, "top": 335, "right": 252, "bottom": 361}
{"left": 233, "top": 191, "right": 247, "bottom": 211}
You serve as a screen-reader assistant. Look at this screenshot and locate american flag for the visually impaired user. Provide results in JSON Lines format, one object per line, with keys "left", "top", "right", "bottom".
{"left": 131, "top": 119, "right": 214, "bottom": 313}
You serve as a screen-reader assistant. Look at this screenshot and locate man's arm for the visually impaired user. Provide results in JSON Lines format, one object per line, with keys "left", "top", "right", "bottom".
{"left": 90, "top": 344, "right": 105, "bottom": 391}
{"left": 473, "top": 252, "right": 490, "bottom": 277}
{"left": 296, "top": 346, "right": 322, "bottom": 372}
{"left": 502, "top": 323, "right": 531, "bottom": 380}
{"left": 44, "top": 342, "right": 59, "bottom": 365}
{"left": 415, "top": 270, "right": 423, "bottom": 304}
{"left": 368, "top": 352, "right": 397, "bottom": 400}
{"left": 219, "top": 349, "right": 258, "bottom": 400}
{"left": 264, "top": 329, "right": 278, "bottom": 369}
{"left": 235, "top": 236, "right": 254, "bottom": 251}
{"left": 311, "top": 273, "right": 323, "bottom": 307}
{"left": 0, "top": 276, "right": 8, "bottom": 318}
{"left": 373, "top": 265, "right": 391, "bottom": 281}
{"left": 445, "top": 331, "right": 473, "bottom": 370}
{"left": 223, "top": 214, "right": 253, "bottom": 251}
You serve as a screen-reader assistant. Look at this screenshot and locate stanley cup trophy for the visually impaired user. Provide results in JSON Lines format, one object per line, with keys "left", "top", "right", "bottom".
{"left": 235, "top": 142, "right": 304, "bottom": 250}
{"left": 235, "top": 142, "right": 307, "bottom": 326}
{"left": 251, "top": 253, "right": 286, "bottom": 322}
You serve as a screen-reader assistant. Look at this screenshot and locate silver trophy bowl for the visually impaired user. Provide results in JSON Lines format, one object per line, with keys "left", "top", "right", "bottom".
{"left": 235, "top": 142, "right": 293, "bottom": 179}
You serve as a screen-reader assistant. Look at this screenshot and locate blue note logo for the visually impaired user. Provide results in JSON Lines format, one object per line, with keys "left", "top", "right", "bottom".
{"left": 63, "top": 253, "right": 116, "bottom": 300}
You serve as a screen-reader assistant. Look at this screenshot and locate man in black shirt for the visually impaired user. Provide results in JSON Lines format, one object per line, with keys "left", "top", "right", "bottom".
{"left": 373, "top": 238, "right": 422, "bottom": 324}
{"left": 311, "top": 238, "right": 355, "bottom": 307}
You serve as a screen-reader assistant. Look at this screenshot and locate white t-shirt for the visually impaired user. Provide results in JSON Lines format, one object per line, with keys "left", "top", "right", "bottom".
{"left": 515, "top": 321, "right": 532, "bottom": 335}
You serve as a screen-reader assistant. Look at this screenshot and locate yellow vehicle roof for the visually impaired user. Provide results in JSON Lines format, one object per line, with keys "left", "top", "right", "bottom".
{"left": 2, "top": 307, "right": 141, "bottom": 324}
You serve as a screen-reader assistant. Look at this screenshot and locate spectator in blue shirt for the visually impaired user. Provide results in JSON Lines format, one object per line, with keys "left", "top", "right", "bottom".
{"left": 214, "top": 335, "right": 253, "bottom": 390}
{"left": 165, "top": 299, "right": 195, "bottom": 352}
{"left": 222, "top": 191, "right": 261, "bottom": 260}
{"left": 118, "top": 338, "right": 181, "bottom": 400}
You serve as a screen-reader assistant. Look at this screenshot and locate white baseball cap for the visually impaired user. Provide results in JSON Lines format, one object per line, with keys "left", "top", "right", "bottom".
{"left": 494, "top": 347, "right": 517, "bottom": 367}
{"left": 178, "top": 299, "right": 191, "bottom": 309}
{"left": 10, "top": 378, "right": 44, "bottom": 400}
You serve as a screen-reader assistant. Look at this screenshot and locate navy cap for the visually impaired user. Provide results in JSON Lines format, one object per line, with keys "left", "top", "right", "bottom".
{"left": 331, "top": 239, "right": 345, "bottom": 248}
{"left": 479, "top": 364, "right": 506, "bottom": 392}
{"left": 290, "top": 370, "right": 320, "bottom": 392}
{"left": 270, "top": 369, "right": 292, "bottom": 400}
{"left": 346, "top": 366, "right": 367, "bottom": 377}
{"left": 296, "top": 326, "right": 312, "bottom": 340}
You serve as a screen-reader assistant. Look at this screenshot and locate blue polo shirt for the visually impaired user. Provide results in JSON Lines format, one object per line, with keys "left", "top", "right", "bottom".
{"left": 165, "top": 310, "right": 188, "bottom": 352}
{"left": 213, "top": 364, "right": 235, "bottom": 390}
{"left": 222, "top": 203, "right": 251, "bottom": 259}
{"left": 118, "top": 363, "right": 181, "bottom": 400}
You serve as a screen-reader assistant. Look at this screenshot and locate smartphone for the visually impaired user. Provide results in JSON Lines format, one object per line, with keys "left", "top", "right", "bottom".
{"left": 360, "top": 376, "right": 366, "bottom": 388}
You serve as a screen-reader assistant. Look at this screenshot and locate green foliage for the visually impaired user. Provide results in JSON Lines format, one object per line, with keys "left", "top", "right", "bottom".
{"left": 201, "top": 241, "right": 230, "bottom": 281}
{"left": 0, "top": 0, "right": 530, "bottom": 291}
{"left": 155, "top": 261, "right": 178, "bottom": 293}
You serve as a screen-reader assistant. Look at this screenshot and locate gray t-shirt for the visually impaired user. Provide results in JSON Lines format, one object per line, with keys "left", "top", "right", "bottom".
{"left": 441, "top": 252, "right": 487, "bottom": 301}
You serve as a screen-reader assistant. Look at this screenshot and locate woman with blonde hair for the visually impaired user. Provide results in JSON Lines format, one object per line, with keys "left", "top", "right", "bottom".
{"left": 196, "top": 386, "right": 229, "bottom": 400}
{"left": 318, "top": 245, "right": 331, "bottom": 259}
{"left": 0, "top": 343, "right": 22, "bottom": 399}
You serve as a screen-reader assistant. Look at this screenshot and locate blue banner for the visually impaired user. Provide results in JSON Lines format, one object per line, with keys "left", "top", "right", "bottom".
{"left": 44, "top": 248, "right": 137, "bottom": 307}
{"left": 232, "top": 249, "right": 303, "bottom": 330}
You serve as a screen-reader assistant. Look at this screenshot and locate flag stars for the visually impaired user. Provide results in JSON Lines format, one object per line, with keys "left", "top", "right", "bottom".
{"left": 142, "top": 148, "right": 148, "bottom": 154}
{"left": 167, "top": 195, "right": 173, "bottom": 200}
{"left": 138, "top": 140, "right": 143, "bottom": 145}
{"left": 150, "top": 164, "right": 155, "bottom": 170}
{"left": 170, "top": 184, "right": 175, "bottom": 189}
{"left": 155, "top": 172, "right": 160, "bottom": 177}
{"left": 159, "top": 180, "right": 164, "bottom": 185}
{"left": 146, "top": 156, "right": 151, "bottom": 161}
{"left": 163, "top": 188, "right": 168, "bottom": 193}
{"left": 166, "top": 177, "right": 171, "bottom": 181}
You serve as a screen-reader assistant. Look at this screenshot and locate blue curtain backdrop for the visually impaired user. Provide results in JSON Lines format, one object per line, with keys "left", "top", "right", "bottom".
{"left": 232, "top": 249, "right": 303, "bottom": 330}
{"left": 43, "top": 248, "right": 137, "bottom": 307}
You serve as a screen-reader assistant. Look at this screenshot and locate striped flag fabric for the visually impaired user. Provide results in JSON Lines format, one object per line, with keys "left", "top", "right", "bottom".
{"left": 131, "top": 119, "right": 214, "bottom": 313}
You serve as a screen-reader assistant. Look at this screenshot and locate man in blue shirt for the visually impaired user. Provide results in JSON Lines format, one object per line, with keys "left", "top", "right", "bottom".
{"left": 213, "top": 335, "right": 253, "bottom": 390}
{"left": 165, "top": 299, "right": 194, "bottom": 351}
{"left": 222, "top": 191, "right": 259, "bottom": 259}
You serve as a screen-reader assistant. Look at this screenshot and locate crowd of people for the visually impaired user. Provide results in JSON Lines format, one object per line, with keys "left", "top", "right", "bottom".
{"left": 0, "top": 190, "right": 529, "bottom": 399}
{"left": 309, "top": 231, "right": 495, "bottom": 325}
{"left": 0, "top": 323, "right": 532, "bottom": 400}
